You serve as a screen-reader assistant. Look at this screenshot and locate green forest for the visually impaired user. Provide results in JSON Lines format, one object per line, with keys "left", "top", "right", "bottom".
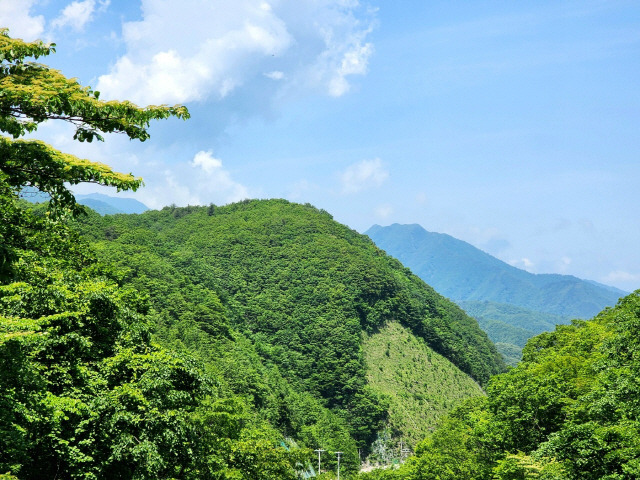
{"left": 2, "top": 29, "right": 640, "bottom": 480}
{"left": 355, "top": 291, "right": 640, "bottom": 479}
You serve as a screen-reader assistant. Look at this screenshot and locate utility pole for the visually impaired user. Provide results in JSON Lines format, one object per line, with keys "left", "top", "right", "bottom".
{"left": 335, "top": 451, "right": 343, "bottom": 480}
{"left": 399, "top": 439, "right": 410, "bottom": 463}
{"left": 314, "top": 449, "right": 325, "bottom": 475}
{"left": 401, "top": 447, "right": 411, "bottom": 462}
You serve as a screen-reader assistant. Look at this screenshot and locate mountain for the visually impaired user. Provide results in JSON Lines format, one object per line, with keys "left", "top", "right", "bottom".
{"left": 458, "top": 301, "right": 571, "bottom": 365}
{"left": 365, "top": 224, "right": 626, "bottom": 318}
{"left": 20, "top": 191, "right": 149, "bottom": 215}
{"left": 365, "top": 223, "right": 627, "bottom": 363}
{"left": 77, "top": 200, "right": 505, "bottom": 455}
{"left": 76, "top": 193, "right": 149, "bottom": 215}
{"left": 358, "top": 291, "right": 640, "bottom": 480}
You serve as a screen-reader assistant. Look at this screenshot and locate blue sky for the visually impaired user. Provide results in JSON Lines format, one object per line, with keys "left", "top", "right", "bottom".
{"left": 2, "top": 0, "right": 639, "bottom": 291}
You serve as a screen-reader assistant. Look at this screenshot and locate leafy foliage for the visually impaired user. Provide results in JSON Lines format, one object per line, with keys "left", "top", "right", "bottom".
{"left": 359, "top": 291, "right": 640, "bottom": 480}
{"left": 77, "top": 200, "right": 504, "bottom": 456}
{"left": 0, "top": 28, "right": 188, "bottom": 142}
{"left": 0, "top": 31, "right": 305, "bottom": 480}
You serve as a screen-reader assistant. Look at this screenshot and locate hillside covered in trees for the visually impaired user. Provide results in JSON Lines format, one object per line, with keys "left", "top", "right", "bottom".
{"left": 0, "top": 30, "right": 306, "bottom": 479}
{"left": 366, "top": 223, "right": 626, "bottom": 364}
{"left": 4, "top": 28, "right": 639, "bottom": 480}
{"left": 76, "top": 200, "right": 504, "bottom": 452}
{"left": 0, "top": 30, "right": 505, "bottom": 478}
{"left": 357, "top": 290, "right": 640, "bottom": 479}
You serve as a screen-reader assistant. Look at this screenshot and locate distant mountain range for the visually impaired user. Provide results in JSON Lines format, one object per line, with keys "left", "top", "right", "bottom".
{"left": 22, "top": 191, "right": 149, "bottom": 215}
{"left": 76, "top": 193, "right": 149, "bottom": 215}
{"left": 365, "top": 223, "right": 627, "bottom": 364}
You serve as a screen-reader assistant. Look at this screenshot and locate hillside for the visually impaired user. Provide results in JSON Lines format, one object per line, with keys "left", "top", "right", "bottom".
{"left": 77, "top": 200, "right": 504, "bottom": 452}
{"left": 363, "top": 321, "right": 483, "bottom": 450}
{"left": 459, "top": 301, "right": 572, "bottom": 365}
{"left": 365, "top": 223, "right": 626, "bottom": 363}
{"left": 358, "top": 291, "right": 640, "bottom": 479}
{"left": 365, "top": 224, "right": 625, "bottom": 317}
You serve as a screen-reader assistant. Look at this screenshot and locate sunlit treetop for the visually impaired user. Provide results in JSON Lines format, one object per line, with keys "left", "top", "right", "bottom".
{"left": 0, "top": 28, "right": 190, "bottom": 214}
{"left": 0, "top": 28, "right": 189, "bottom": 141}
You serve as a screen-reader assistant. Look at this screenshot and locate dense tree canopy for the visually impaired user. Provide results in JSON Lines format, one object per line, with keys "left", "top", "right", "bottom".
{"left": 76, "top": 199, "right": 505, "bottom": 461}
{"left": 357, "top": 291, "right": 640, "bottom": 480}
{"left": 0, "top": 30, "right": 306, "bottom": 479}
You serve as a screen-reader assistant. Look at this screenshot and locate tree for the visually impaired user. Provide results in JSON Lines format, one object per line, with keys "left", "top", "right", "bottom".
{"left": 0, "top": 28, "right": 195, "bottom": 478}
{"left": 1, "top": 30, "right": 312, "bottom": 480}
{"left": 0, "top": 28, "right": 188, "bottom": 280}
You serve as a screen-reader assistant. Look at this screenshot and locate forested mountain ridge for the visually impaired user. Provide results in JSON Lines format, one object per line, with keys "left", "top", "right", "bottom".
{"left": 366, "top": 223, "right": 626, "bottom": 364}
{"left": 365, "top": 223, "right": 625, "bottom": 318}
{"left": 0, "top": 30, "right": 493, "bottom": 479}
{"left": 77, "top": 199, "right": 504, "bottom": 452}
{"left": 358, "top": 290, "right": 640, "bottom": 479}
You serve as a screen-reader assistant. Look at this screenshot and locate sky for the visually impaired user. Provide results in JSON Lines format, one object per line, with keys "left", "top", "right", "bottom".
{"left": 2, "top": 0, "right": 639, "bottom": 292}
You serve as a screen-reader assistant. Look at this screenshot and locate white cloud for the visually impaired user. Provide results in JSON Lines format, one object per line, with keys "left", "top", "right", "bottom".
{"left": 192, "top": 150, "right": 223, "bottom": 174}
{"left": 603, "top": 270, "right": 640, "bottom": 284}
{"left": 190, "top": 150, "right": 249, "bottom": 203}
{"left": 265, "top": 70, "right": 285, "bottom": 80}
{"left": 31, "top": 122, "right": 249, "bottom": 209}
{"left": 51, "top": 0, "right": 98, "bottom": 32}
{"left": 375, "top": 204, "right": 393, "bottom": 218}
{"left": 328, "top": 41, "right": 374, "bottom": 96}
{"left": 122, "top": 151, "right": 251, "bottom": 209}
{"left": 340, "top": 158, "right": 388, "bottom": 194}
{"left": 96, "top": 0, "right": 376, "bottom": 105}
{"left": 0, "top": 0, "right": 45, "bottom": 40}
{"left": 509, "top": 257, "right": 535, "bottom": 271}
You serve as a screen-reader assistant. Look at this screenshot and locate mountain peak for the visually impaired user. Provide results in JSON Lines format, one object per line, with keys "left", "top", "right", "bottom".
{"left": 365, "top": 223, "right": 625, "bottom": 319}
{"left": 76, "top": 193, "right": 149, "bottom": 215}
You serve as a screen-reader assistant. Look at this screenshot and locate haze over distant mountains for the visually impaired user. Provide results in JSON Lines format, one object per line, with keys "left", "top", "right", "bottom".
{"left": 75, "top": 193, "right": 149, "bottom": 215}
{"left": 22, "top": 191, "right": 149, "bottom": 216}
{"left": 366, "top": 223, "right": 628, "bottom": 364}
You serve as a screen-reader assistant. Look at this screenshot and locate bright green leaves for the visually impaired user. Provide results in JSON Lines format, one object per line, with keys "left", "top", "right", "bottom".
{"left": 0, "top": 258, "right": 308, "bottom": 479}
{"left": 492, "top": 452, "right": 566, "bottom": 480}
{"left": 0, "top": 28, "right": 54, "bottom": 65}
{"left": 191, "top": 398, "right": 309, "bottom": 480}
{"left": 398, "top": 410, "right": 492, "bottom": 480}
{"left": 0, "top": 137, "right": 142, "bottom": 216}
{"left": 359, "top": 292, "right": 640, "bottom": 480}
{"left": 88, "top": 348, "right": 205, "bottom": 479}
{"left": 0, "top": 29, "right": 189, "bottom": 143}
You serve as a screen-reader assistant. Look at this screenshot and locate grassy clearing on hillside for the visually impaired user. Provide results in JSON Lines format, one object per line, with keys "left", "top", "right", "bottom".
{"left": 363, "top": 321, "right": 484, "bottom": 450}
